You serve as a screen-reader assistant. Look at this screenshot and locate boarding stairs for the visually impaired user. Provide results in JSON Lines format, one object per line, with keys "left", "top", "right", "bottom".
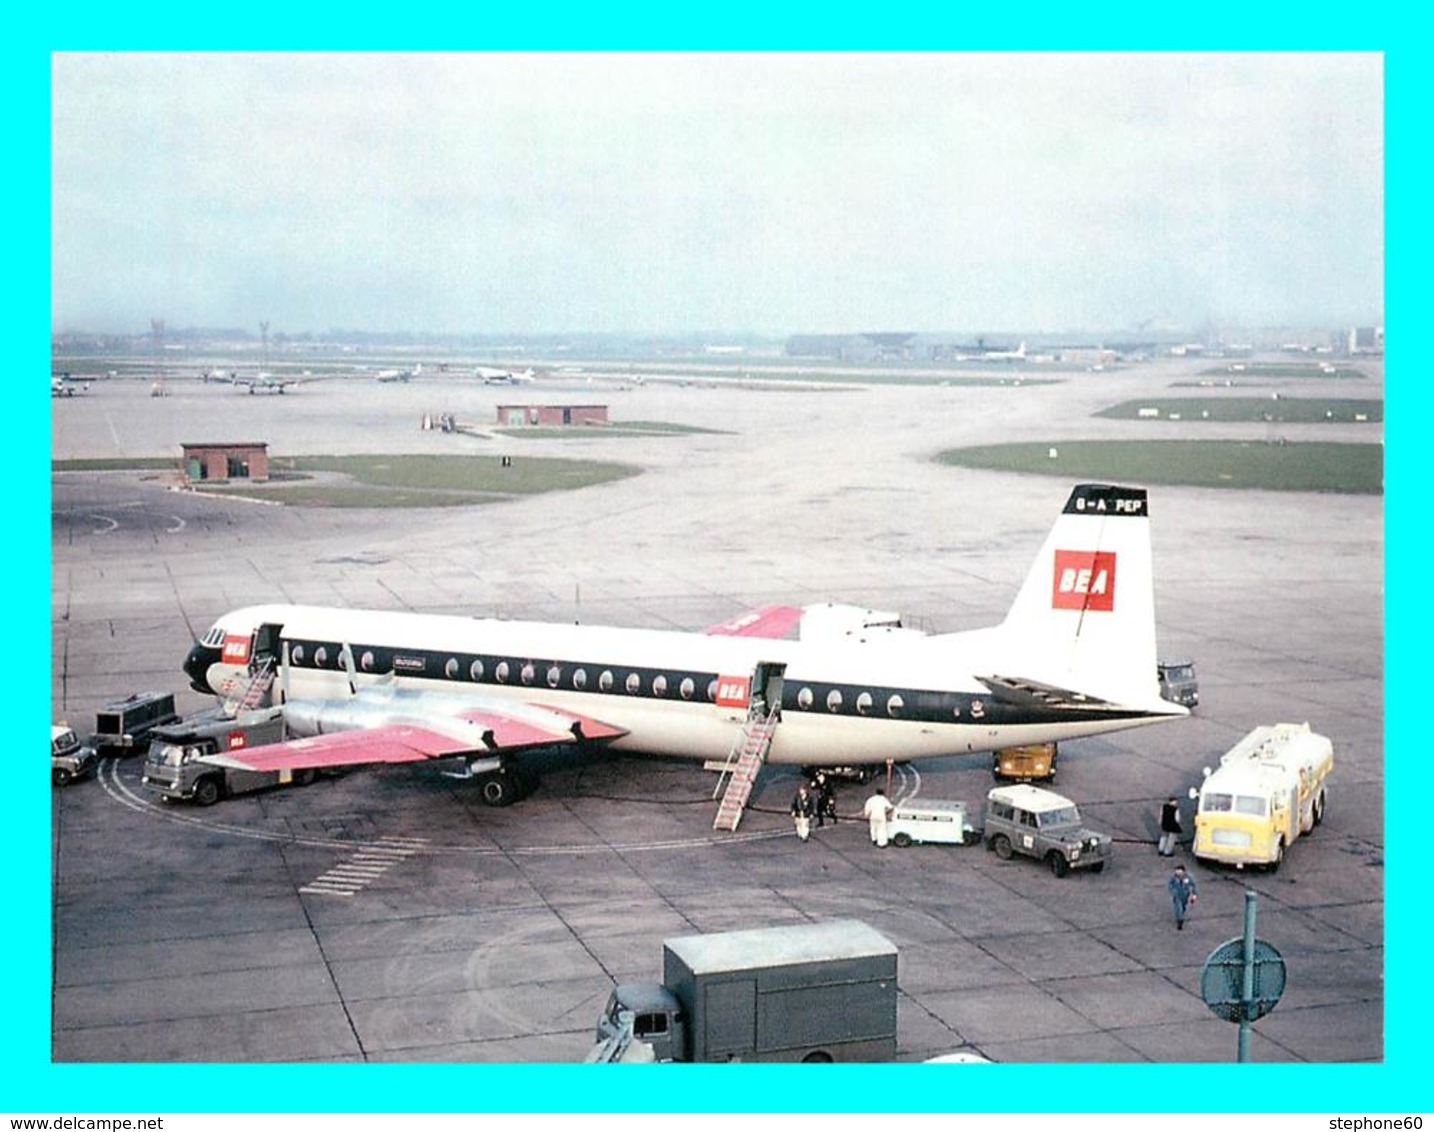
{"left": 712, "top": 711, "right": 778, "bottom": 832}
{"left": 221, "top": 657, "right": 276, "bottom": 716}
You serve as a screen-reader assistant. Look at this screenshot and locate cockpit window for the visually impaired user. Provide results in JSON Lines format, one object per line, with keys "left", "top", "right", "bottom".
{"left": 202, "top": 626, "right": 225, "bottom": 648}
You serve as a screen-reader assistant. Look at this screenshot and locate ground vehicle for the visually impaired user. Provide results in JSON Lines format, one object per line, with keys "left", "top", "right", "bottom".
{"left": 589, "top": 919, "right": 898, "bottom": 1063}
{"left": 52, "top": 725, "right": 99, "bottom": 786}
{"left": 1158, "top": 659, "right": 1199, "bottom": 708}
{"left": 1190, "top": 722, "right": 1332, "bottom": 871}
{"left": 992, "top": 742, "right": 1057, "bottom": 783}
{"left": 982, "top": 784, "right": 1111, "bottom": 877}
{"left": 142, "top": 705, "right": 312, "bottom": 805}
{"left": 91, "top": 691, "right": 179, "bottom": 757}
{"left": 889, "top": 799, "right": 978, "bottom": 847}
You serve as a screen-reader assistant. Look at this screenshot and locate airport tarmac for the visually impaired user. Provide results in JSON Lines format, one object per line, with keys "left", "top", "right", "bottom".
{"left": 49, "top": 359, "right": 1384, "bottom": 1064}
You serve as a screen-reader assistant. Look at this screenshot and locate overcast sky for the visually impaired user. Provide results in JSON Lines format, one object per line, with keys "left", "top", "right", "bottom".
{"left": 50, "top": 52, "right": 1383, "bottom": 338}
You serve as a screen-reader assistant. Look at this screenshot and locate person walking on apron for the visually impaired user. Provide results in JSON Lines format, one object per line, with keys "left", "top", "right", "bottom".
{"left": 863, "top": 787, "right": 895, "bottom": 847}
{"left": 791, "top": 784, "right": 816, "bottom": 842}
{"left": 1168, "top": 864, "right": 1198, "bottom": 929}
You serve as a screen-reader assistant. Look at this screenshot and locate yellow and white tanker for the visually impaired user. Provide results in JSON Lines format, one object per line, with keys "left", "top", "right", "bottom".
{"left": 1191, "top": 722, "right": 1333, "bottom": 871}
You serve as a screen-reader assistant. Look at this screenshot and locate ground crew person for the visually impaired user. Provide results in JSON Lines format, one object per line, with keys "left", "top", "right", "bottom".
{"left": 790, "top": 784, "right": 816, "bottom": 841}
{"left": 1168, "top": 864, "right": 1198, "bottom": 929}
{"left": 863, "top": 787, "right": 895, "bottom": 847}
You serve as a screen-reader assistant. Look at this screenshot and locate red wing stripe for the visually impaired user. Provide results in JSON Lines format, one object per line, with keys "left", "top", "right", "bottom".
{"left": 454, "top": 710, "right": 577, "bottom": 748}
{"left": 212, "top": 725, "right": 470, "bottom": 771}
{"left": 706, "top": 604, "right": 803, "bottom": 638}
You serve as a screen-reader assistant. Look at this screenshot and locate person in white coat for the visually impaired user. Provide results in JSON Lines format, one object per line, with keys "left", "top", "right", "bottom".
{"left": 863, "top": 787, "right": 895, "bottom": 847}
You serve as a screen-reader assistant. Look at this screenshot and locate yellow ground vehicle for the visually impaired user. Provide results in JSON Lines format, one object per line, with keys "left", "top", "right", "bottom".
{"left": 993, "top": 742, "right": 1057, "bottom": 783}
{"left": 1191, "top": 722, "right": 1333, "bottom": 871}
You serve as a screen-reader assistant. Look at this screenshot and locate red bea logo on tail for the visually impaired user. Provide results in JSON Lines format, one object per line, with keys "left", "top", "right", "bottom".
{"left": 1052, "top": 551, "right": 1117, "bottom": 612}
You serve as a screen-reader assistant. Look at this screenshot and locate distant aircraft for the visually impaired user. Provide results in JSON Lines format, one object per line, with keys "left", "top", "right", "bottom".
{"left": 227, "top": 371, "right": 308, "bottom": 395}
{"left": 51, "top": 375, "right": 90, "bottom": 397}
{"left": 376, "top": 364, "right": 423, "bottom": 383}
{"left": 182, "top": 483, "right": 1186, "bottom": 813}
{"left": 981, "top": 342, "right": 1028, "bottom": 362}
{"left": 478, "top": 366, "right": 536, "bottom": 385}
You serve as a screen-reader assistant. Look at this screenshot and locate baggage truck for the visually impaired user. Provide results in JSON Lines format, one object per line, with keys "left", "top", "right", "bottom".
{"left": 91, "top": 691, "right": 179, "bottom": 758}
{"left": 1190, "top": 722, "right": 1333, "bottom": 871}
{"left": 142, "top": 705, "right": 315, "bottom": 805}
{"left": 992, "top": 742, "right": 1057, "bottom": 783}
{"left": 589, "top": 919, "right": 898, "bottom": 1063}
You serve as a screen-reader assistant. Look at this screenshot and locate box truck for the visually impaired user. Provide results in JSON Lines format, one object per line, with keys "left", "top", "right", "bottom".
{"left": 589, "top": 919, "right": 898, "bottom": 1063}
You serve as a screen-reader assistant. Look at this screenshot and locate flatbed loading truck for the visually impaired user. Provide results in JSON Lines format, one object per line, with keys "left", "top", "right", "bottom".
{"left": 589, "top": 919, "right": 898, "bottom": 1063}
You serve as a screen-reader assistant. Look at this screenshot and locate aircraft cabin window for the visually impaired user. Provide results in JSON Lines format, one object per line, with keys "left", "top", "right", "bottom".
{"left": 887, "top": 694, "right": 904, "bottom": 718}
{"left": 625, "top": 672, "right": 641, "bottom": 694}
{"left": 291, "top": 645, "right": 305, "bottom": 664}
{"left": 521, "top": 663, "right": 536, "bottom": 685}
{"left": 469, "top": 659, "right": 484, "bottom": 681}
{"left": 600, "top": 670, "right": 614, "bottom": 692}
{"left": 444, "top": 658, "right": 459, "bottom": 679}
{"left": 573, "top": 669, "right": 588, "bottom": 690}
{"left": 652, "top": 675, "right": 668, "bottom": 697}
{"left": 547, "top": 665, "right": 562, "bottom": 688}
{"left": 856, "top": 692, "right": 873, "bottom": 715}
{"left": 361, "top": 651, "right": 375, "bottom": 671}
{"left": 680, "top": 677, "right": 695, "bottom": 700}
{"left": 314, "top": 646, "right": 328, "bottom": 667}
{"left": 706, "top": 679, "right": 718, "bottom": 702}
{"left": 826, "top": 690, "right": 843, "bottom": 713}
{"left": 495, "top": 661, "right": 510, "bottom": 683}
{"left": 797, "top": 687, "right": 814, "bottom": 710}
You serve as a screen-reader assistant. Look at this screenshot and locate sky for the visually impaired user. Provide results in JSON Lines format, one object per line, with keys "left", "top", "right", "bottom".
{"left": 50, "top": 52, "right": 1384, "bottom": 338}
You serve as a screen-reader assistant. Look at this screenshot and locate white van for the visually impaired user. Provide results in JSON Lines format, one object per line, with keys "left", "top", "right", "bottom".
{"left": 888, "top": 799, "right": 978, "bottom": 847}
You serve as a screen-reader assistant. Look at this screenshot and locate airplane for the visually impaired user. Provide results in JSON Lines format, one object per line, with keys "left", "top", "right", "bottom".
{"left": 477, "top": 366, "right": 535, "bottom": 385}
{"left": 51, "top": 374, "right": 90, "bottom": 397}
{"left": 376, "top": 364, "right": 423, "bottom": 383}
{"left": 227, "top": 371, "right": 308, "bottom": 395}
{"left": 981, "top": 342, "right": 1027, "bottom": 362}
{"left": 181, "top": 483, "right": 1186, "bottom": 809}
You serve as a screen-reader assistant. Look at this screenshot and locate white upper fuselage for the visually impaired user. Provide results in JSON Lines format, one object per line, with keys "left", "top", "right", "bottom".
{"left": 192, "top": 602, "right": 1180, "bottom": 768}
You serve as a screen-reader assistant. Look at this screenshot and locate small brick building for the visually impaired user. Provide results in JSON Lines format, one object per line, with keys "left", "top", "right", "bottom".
{"left": 497, "top": 404, "right": 609, "bottom": 427}
{"left": 181, "top": 442, "right": 270, "bottom": 483}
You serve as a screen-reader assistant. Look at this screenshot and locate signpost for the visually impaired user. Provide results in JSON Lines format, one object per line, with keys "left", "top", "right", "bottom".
{"left": 1200, "top": 890, "right": 1287, "bottom": 1062}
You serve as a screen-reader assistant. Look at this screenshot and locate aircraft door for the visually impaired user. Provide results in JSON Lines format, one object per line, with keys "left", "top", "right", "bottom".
{"left": 749, "top": 662, "right": 787, "bottom": 721}
{"left": 252, "top": 623, "right": 285, "bottom": 671}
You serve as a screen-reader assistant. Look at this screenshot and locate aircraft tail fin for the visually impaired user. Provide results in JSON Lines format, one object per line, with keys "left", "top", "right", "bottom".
{"left": 995, "top": 483, "right": 1164, "bottom": 706}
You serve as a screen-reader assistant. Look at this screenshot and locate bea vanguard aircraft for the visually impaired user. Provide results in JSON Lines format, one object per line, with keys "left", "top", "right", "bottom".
{"left": 182, "top": 484, "right": 1186, "bottom": 809}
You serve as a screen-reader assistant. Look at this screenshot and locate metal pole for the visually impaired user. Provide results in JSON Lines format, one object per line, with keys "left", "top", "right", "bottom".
{"left": 884, "top": 758, "right": 894, "bottom": 796}
{"left": 1238, "top": 889, "right": 1256, "bottom": 1063}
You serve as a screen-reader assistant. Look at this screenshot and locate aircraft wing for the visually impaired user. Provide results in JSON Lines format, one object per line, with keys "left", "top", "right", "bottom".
{"left": 705, "top": 604, "right": 804, "bottom": 638}
{"left": 204, "top": 701, "right": 628, "bottom": 772}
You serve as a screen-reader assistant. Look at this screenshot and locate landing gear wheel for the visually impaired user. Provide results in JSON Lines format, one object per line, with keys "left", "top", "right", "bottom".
{"left": 478, "top": 770, "right": 532, "bottom": 807}
{"left": 193, "top": 777, "right": 222, "bottom": 807}
{"left": 294, "top": 769, "right": 317, "bottom": 787}
{"left": 891, "top": 832, "right": 912, "bottom": 848}
{"left": 992, "top": 835, "right": 1013, "bottom": 860}
{"left": 1047, "top": 852, "right": 1070, "bottom": 878}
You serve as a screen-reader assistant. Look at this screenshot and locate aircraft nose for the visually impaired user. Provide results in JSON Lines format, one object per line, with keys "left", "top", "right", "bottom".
{"left": 184, "top": 643, "right": 220, "bottom": 694}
